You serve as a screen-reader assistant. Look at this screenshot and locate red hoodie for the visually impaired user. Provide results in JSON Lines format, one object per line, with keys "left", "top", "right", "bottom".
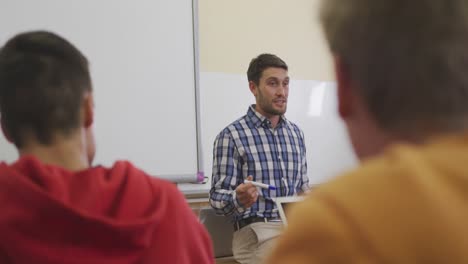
{"left": 0, "top": 156, "right": 214, "bottom": 264}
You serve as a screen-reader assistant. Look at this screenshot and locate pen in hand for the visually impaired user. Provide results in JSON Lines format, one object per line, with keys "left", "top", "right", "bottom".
{"left": 244, "top": 180, "right": 277, "bottom": 190}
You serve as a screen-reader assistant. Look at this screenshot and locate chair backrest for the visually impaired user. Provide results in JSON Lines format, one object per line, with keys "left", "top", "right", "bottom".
{"left": 199, "top": 208, "right": 234, "bottom": 258}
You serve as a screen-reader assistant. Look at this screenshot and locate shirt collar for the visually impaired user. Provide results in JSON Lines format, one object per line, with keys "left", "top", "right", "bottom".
{"left": 246, "top": 105, "right": 289, "bottom": 128}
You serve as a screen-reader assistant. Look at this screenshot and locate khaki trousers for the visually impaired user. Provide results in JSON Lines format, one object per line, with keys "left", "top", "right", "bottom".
{"left": 232, "top": 222, "right": 283, "bottom": 264}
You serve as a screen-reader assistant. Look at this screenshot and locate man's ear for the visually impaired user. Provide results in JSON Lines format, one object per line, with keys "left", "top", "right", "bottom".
{"left": 82, "top": 93, "right": 94, "bottom": 128}
{"left": 249, "top": 81, "right": 258, "bottom": 97}
{"left": 334, "top": 56, "right": 354, "bottom": 120}
{"left": 0, "top": 117, "right": 13, "bottom": 143}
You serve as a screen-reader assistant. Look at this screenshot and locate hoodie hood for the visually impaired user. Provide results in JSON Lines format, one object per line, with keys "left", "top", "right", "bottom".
{"left": 0, "top": 156, "right": 213, "bottom": 264}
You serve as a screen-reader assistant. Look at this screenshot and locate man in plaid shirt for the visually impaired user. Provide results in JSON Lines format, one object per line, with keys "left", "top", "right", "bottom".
{"left": 209, "top": 53, "right": 310, "bottom": 264}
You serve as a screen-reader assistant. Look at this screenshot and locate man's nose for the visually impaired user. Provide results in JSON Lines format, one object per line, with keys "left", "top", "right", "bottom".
{"left": 276, "top": 85, "right": 287, "bottom": 96}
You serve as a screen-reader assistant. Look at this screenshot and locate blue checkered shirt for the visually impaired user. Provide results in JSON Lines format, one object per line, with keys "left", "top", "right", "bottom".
{"left": 209, "top": 105, "right": 309, "bottom": 221}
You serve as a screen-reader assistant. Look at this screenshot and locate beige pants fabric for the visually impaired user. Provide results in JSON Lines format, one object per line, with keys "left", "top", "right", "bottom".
{"left": 232, "top": 222, "right": 284, "bottom": 264}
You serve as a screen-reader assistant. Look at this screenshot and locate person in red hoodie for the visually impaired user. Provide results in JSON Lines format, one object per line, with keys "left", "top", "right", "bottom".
{"left": 0, "top": 31, "right": 214, "bottom": 264}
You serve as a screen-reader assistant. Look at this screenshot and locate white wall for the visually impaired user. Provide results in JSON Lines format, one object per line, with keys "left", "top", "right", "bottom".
{"left": 199, "top": 0, "right": 334, "bottom": 81}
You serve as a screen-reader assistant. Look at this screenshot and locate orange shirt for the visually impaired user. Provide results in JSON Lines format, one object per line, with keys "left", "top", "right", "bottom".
{"left": 266, "top": 134, "right": 468, "bottom": 263}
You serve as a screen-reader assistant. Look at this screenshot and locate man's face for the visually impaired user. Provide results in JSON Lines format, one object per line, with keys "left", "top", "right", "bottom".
{"left": 252, "top": 67, "right": 289, "bottom": 118}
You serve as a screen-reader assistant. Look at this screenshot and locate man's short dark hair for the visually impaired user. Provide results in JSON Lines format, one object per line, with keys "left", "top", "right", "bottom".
{"left": 0, "top": 31, "right": 92, "bottom": 148}
{"left": 247, "top": 53, "right": 288, "bottom": 85}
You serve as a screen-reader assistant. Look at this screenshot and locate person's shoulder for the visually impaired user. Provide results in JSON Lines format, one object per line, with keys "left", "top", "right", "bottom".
{"left": 227, "top": 115, "right": 249, "bottom": 130}
{"left": 296, "top": 141, "right": 449, "bottom": 232}
{"left": 313, "top": 143, "right": 428, "bottom": 201}
{"left": 283, "top": 118, "right": 304, "bottom": 133}
{"left": 108, "top": 160, "right": 180, "bottom": 193}
{"left": 273, "top": 139, "right": 468, "bottom": 263}
{"left": 265, "top": 151, "right": 412, "bottom": 263}
{"left": 216, "top": 115, "right": 249, "bottom": 138}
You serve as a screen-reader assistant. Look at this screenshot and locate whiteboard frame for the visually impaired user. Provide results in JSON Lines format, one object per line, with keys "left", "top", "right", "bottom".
{"left": 193, "top": 0, "right": 204, "bottom": 178}
{"left": 161, "top": 0, "right": 204, "bottom": 183}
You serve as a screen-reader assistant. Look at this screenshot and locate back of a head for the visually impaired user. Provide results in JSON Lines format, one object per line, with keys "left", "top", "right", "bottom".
{"left": 321, "top": 0, "right": 468, "bottom": 136}
{"left": 0, "top": 31, "right": 92, "bottom": 148}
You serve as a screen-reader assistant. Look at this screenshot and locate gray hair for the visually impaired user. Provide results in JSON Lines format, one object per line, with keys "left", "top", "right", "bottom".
{"left": 321, "top": 0, "right": 468, "bottom": 134}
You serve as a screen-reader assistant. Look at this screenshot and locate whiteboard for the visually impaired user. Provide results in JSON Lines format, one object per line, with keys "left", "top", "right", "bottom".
{"left": 0, "top": 0, "right": 199, "bottom": 178}
{"left": 199, "top": 72, "right": 358, "bottom": 185}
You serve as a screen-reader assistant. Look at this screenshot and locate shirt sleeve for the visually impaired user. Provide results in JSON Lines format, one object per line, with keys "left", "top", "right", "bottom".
{"left": 209, "top": 130, "right": 246, "bottom": 216}
{"left": 299, "top": 129, "right": 310, "bottom": 193}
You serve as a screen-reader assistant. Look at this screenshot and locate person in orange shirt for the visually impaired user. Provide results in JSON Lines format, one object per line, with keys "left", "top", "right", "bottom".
{"left": 0, "top": 31, "right": 214, "bottom": 264}
{"left": 265, "top": 0, "right": 468, "bottom": 263}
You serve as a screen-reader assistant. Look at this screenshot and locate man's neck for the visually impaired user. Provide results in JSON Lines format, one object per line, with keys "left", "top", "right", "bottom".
{"left": 254, "top": 105, "right": 281, "bottom": 128}
{"left": 18, "top": 132, "right": 90, "bottom": 172}
{"left": 269, "top": 116, "right": 281, "bottom": 128}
